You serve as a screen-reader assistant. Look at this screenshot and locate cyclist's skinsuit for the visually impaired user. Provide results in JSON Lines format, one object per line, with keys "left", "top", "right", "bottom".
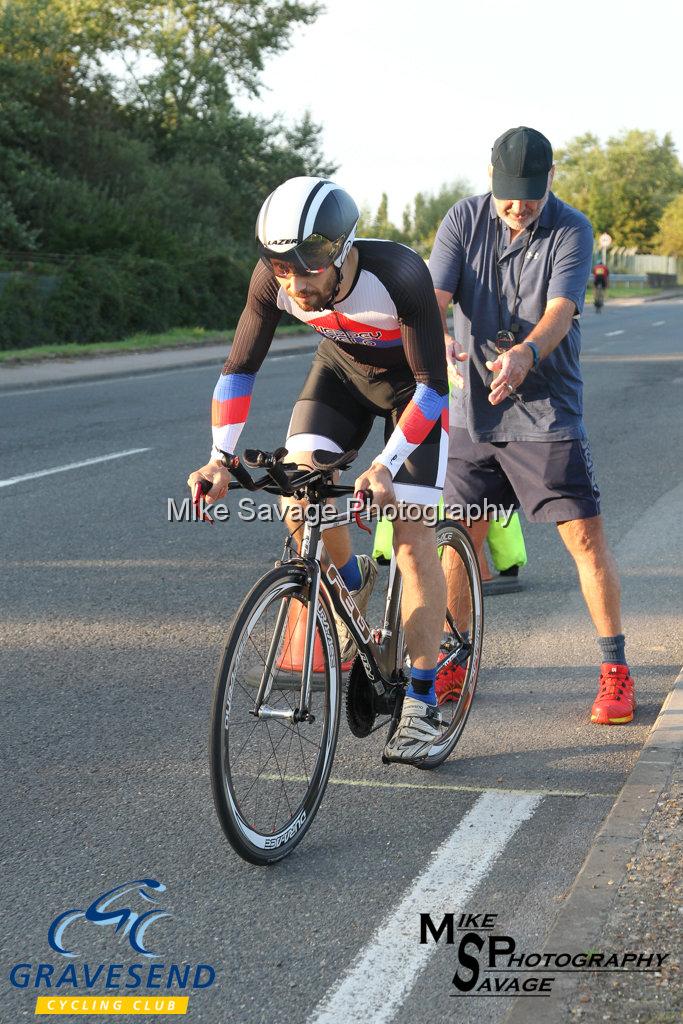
{"left": 211, "top": 239, "right": 449, "bottom": 505}
{"left": 593, "top": 263, "right": 609, "bottom": 287}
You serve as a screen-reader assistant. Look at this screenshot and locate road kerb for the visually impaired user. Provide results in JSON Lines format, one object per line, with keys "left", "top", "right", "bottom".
{"left": 504, "top": 667, "right": 683, "bottom": 1024}
{"left": 0, "top": 334, "right": 317, "bottom": 390}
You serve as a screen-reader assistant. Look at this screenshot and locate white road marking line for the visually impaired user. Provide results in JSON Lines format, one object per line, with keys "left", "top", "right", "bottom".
{"left": 307, "top": 790, "right": 542, "bottom": 1024}
{"left": 652, "top": 320, "right": 665, "bottom": 326}
{"left": 0, "top": 448, "right": 151, "bottom": 488}
{"left": 604, "top": 330, "right": 624, "bottom": 336}
{"left": 263, "top": 773, "right": 611, "bottom": 799}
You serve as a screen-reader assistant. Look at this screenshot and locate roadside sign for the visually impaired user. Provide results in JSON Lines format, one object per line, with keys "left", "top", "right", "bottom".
{"left": 599, "top": 232, "right": 612, "bottom": 249}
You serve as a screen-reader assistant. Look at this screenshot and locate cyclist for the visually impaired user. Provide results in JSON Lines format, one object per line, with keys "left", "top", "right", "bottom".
{"left": 592, "top": 261, "right": 609, "bottom": 309}
{"left": 592, "top": 261, "right": 609, "bottom": 288}
{"left": 188, "top": 177, "right": 451, "bottom": 762}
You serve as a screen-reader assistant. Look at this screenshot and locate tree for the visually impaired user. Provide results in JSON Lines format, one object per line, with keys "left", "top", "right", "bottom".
{"left": 656, "top": 193, "right": 683, "bottom": 256}
{"left": 358, "top": 193, "right": 406, "bottom": 243}
{"left": 554, "top": 130, "right": 683, "bottom": 252}
{"left": 405, "top": 180, "right": 471, "bottom": 256}
{"left": 358, "top": 180, "right": 472, "bottom": 255}
{"left": 0, "top": 0, "right": 334, "bottom": 345}
{"left": 111, "top": 0, "right": 320, "bottom": 124}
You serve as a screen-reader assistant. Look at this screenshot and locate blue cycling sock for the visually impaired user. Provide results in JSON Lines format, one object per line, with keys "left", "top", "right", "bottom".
{"left": 338, "top": 554, "right": 362, "bottom": 591}
{"left": 407, "top": 667, "right": 437, "bottom": 705}
{"left": 598, "top": 634, "right": 627, "bottom": 667}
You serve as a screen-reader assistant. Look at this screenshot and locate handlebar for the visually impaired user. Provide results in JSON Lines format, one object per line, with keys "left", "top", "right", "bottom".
{"left": 191, "top": 447, "right": 375, "bottom": 527}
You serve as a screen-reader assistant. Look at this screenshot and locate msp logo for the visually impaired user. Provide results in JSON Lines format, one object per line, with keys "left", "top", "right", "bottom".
{"left": 419, "top": 910, "right": 670, "bottom": 1000}
{"left": 48, "top": 879, "right": 171, "bottom": 958}
{"left": 9, "top": 877, "right": 216, "bottom": 1017}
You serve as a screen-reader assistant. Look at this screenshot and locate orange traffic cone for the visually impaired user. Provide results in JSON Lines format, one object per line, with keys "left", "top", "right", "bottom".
{"left": 276, "top": 599, "right": 326, "bottom": 674}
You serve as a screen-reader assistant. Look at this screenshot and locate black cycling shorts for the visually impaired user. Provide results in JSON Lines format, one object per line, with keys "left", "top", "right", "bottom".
{"left": 285, "top": 340, "right": 446, "bottom": 506}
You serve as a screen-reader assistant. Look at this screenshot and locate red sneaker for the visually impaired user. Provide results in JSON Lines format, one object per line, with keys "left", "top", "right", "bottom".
{"left": 591, "top": 664, "right": 636, "bottom": 724}
{"left": 435, "top": 653, "right": 466, "bottom": 705}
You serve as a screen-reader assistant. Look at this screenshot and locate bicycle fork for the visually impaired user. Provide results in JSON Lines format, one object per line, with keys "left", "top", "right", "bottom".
{"left": 250, "top": 526, "right": 325, "bottom": 725}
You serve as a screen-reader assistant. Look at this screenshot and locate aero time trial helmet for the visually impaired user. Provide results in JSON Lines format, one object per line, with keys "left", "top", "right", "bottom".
{"left": 256, "top": 177, "right": 359, "bottom": 277}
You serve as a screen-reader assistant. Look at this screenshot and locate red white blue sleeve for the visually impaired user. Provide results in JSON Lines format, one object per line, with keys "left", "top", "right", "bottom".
{"left": 210, "top": 262, "right": 282, "bottom": 457}
{"left": 375, "top": 383, "right": 449, "bottom": 477}
{"left": 370, "top": 247, "right": 449, "bottom": 476}
{"left": 211, "top": 372, "right": 257, "bottom": 455}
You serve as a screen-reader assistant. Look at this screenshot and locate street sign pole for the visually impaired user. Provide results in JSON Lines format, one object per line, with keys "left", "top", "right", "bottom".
{"left": 599, "top": 232, "right": 612, "bottom": 265}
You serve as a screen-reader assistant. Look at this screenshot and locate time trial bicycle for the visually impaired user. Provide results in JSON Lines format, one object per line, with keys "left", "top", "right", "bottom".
{"left": 203, "top": 446, "right": 483, "bottom": 865}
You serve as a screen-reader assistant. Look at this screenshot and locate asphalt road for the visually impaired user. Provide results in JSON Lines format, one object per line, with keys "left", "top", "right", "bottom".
{"left": 1, "top": 299, "right": 682, "bottom": 1024}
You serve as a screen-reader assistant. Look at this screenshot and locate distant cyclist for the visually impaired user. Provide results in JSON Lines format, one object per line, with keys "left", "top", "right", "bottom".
{"left": 592, "top": 261, "right": 609, "bottom": 311}
{"left": 592, "top": 261, "right": 610, "bottom": 288}
{"left": 187, "top": 177, "right": 453, "bottom": 762}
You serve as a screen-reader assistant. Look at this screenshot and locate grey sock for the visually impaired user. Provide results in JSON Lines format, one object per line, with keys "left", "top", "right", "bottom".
{"left": 598, "top": 634, "right": 626, "bottom": 666}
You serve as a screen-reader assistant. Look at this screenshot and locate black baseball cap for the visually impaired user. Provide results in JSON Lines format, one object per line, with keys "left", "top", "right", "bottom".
{"left": 491, "top": 127, "right": 553, "bottom": 200}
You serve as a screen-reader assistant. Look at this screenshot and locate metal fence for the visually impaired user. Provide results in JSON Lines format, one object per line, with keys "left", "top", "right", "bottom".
{"left": 593, "top": 246, "right": 683, "bottom": 282}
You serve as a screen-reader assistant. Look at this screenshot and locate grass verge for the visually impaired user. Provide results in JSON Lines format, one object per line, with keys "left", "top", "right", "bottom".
{"left": 603, "top": 284, "right": 666, "bottom": 299}
{"left": 0, "top": 324, "right": 308, "bottom": 364}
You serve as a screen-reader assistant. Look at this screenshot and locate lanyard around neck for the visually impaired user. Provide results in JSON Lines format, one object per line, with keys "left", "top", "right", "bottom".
{"left": 494, "top": 218, "right": 533, "bottom": 334}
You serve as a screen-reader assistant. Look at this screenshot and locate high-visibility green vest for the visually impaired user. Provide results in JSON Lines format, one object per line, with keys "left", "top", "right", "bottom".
{"left": 371, "top": 506, "right": 526, "bottom": 569}
{"left": 487, "top": 513, "right": 527, "bottom": 570}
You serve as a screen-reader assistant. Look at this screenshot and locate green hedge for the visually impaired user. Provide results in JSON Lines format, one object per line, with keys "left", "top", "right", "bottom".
{"left": 0, "top": 251, "right": 253, "bottom": 350}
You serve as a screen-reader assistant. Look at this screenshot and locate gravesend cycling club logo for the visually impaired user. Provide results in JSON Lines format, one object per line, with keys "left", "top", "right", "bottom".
{"left": 48, "top": 879, "right": 171, "bottom": 958}
{"left": 420, "top": 911, "right": 670, "bottom": 999}
{"left": 8, "top": 878, "right": 216, "bottom": 1017}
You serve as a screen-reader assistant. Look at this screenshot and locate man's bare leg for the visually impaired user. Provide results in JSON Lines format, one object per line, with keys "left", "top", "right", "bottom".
{"left": 443, "top": 517, "right": 489, "bottom": 630}
{"left": 393, "top": 518, "right": 446, "bottom": 671}
{"left": 556, "top": 516, "right": 622, "bottom": 635}
{"left": 280, "top": 449, "right": 351, "bottom": 565}
{"left": 382, "top": 515, "right": 447, "bottom": 761}
{"left": 556, "top": 515, "right": 634, "bottom": 724}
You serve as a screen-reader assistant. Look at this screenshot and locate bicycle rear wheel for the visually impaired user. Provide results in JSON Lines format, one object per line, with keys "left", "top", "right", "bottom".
{"left": 209, "top": 564, "right": 341, "bottom": 864}
{"left": 419, "top": 518, "right": 483, "bottom": 769}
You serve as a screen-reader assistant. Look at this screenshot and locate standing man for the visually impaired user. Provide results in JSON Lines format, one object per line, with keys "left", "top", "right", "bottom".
{"left": 430, "top": 126, "right": 635, "bottom": 724}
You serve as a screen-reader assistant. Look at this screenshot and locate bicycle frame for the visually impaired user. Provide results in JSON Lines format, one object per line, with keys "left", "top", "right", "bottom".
{"left": 252, "top": 501, "right": 404, "bottom": 723}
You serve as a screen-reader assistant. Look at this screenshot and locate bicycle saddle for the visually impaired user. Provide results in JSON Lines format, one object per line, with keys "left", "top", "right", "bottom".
{"left": 311, "top": 449, "right": 357, "bottom": 473}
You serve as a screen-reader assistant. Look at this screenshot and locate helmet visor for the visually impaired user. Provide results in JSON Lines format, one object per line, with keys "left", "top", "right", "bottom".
{"left": 259, "top": 233, "right": 345, "bottom": 277}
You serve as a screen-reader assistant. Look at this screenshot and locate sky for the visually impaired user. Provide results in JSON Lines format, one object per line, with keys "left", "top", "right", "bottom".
{"left": 238, "top": 0, "right": 683, "bottom": 221}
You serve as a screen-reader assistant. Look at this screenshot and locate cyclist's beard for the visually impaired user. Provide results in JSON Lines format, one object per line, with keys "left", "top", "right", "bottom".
{"left": 292, "top": 267, "right": 341, "bottom": 312}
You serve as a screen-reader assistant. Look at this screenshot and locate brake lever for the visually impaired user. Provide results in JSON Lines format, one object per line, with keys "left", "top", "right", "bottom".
{"left": 192, "top": 480, "right": 214, "bottom": 524}
{"left": 352, "top": 489, "right": 373, "bottom": 533}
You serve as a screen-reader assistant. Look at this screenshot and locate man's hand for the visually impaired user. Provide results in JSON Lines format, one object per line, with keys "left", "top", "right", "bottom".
{"left": 445, "top": 332, "right": 468, "bottom": 391}
{"left": 355, "top": 462, "right": 395, "bottom": 509}
{"left": 187, "top": 460, "right": 231, "bottom": 502}
{"left": 486, "top": 344, "right": 534, "bottom": 406}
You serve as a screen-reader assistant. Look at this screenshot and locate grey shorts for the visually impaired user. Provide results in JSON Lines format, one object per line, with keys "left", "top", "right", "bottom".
{"left": 444, "top": 427, "right": 601, "bottom": 523}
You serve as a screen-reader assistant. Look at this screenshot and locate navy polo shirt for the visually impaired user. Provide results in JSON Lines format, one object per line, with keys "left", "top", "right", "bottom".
{"left": 429, "top": 191, "right": 594, "bottom": 442}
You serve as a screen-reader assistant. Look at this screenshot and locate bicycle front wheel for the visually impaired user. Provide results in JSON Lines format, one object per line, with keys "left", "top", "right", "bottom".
{"left": 419, "top": 518, "right": 484, "bottom": 769}
{"left": 209, "top": 564, "right": 341, "bottom": 864}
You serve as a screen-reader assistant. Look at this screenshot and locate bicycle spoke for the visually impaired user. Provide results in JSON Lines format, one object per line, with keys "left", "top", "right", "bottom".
{"left": 236, "top": 722, "right": 293, "bottom": 806}
{"left": 267, "top": 717, "right": 323, "bottom": 750}
{"left": 294, "top": 722, "right": 312, "bottom": 785}
{"left": 266, "top": 722, "right": 295, "bottom": 826}
{"left": 228, "top": 718, "right": 261, "bottom": 767}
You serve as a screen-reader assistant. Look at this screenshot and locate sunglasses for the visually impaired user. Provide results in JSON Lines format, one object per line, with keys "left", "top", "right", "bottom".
{"left": 259, "top": 233, "right": 345, "bottom": 278}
